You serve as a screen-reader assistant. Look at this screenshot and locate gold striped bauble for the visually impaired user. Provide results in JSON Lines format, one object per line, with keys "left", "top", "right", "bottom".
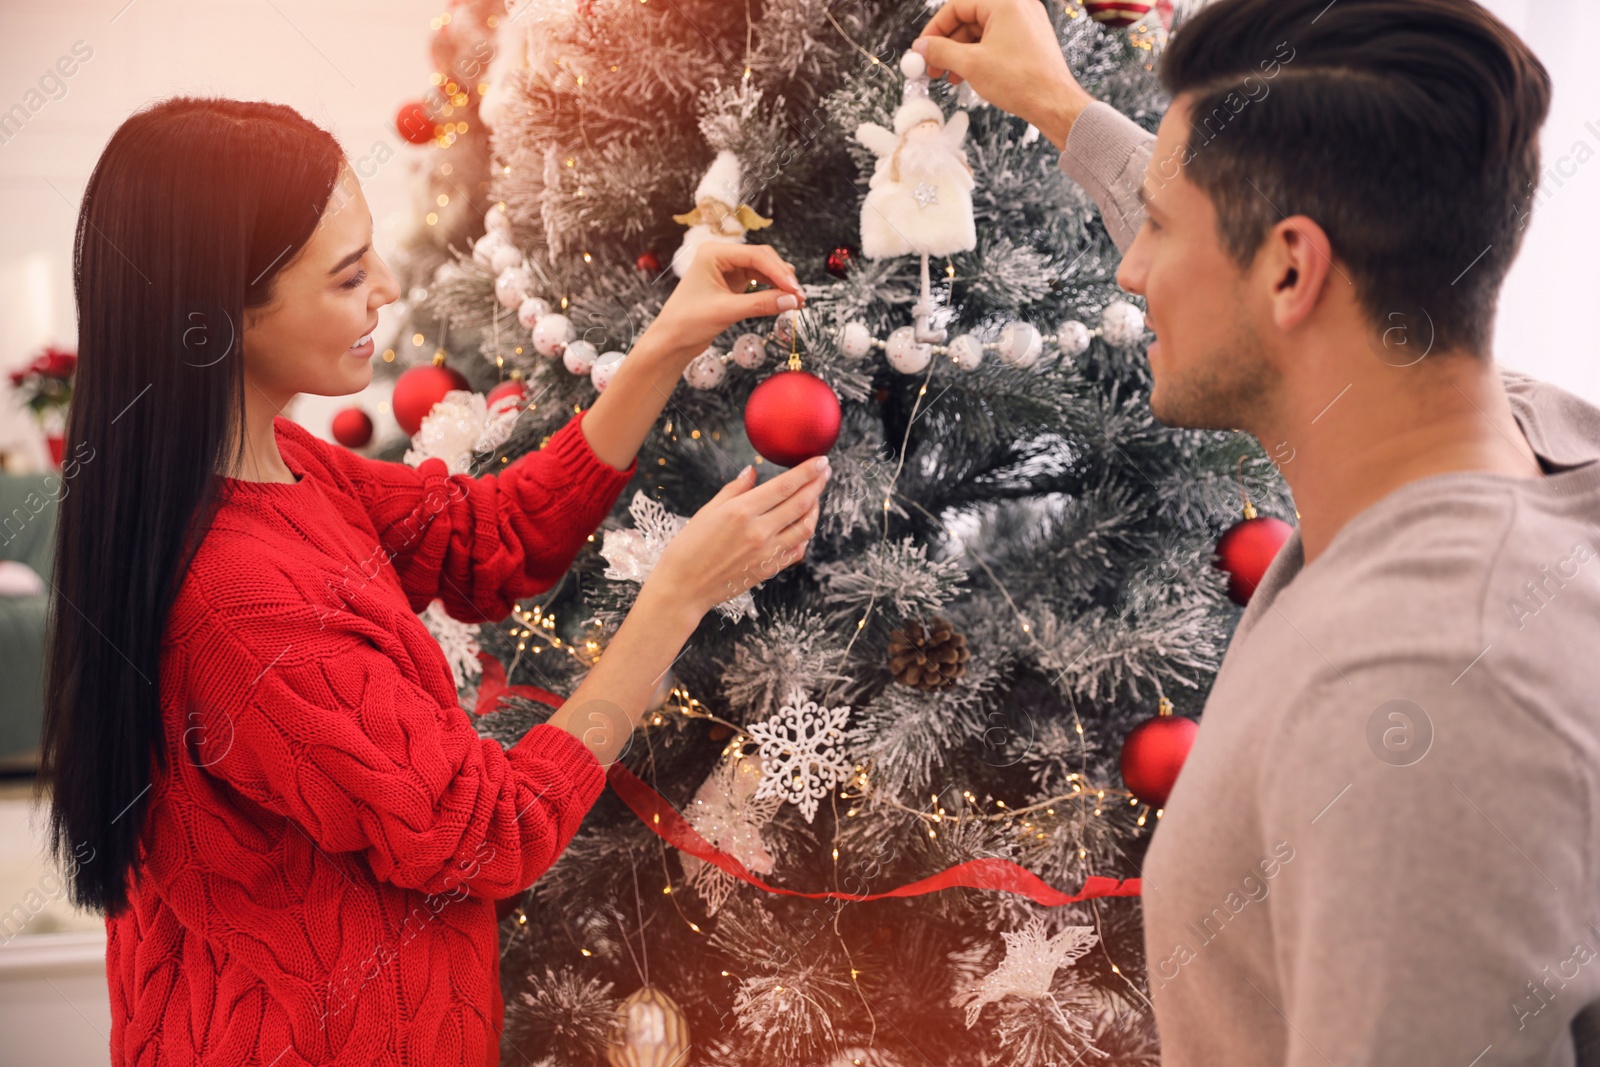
{"left": 606, "top": 985, "right": 691, "bottom": 1067}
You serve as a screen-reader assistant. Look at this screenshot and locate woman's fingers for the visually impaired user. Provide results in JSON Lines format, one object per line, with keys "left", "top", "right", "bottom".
{"left": 705, "top": 241, "right": 801, "bottom": 296}
{"left": 746, "top": 456, "right": 829, "bottom": 515}
{"left": 760, "top": 469, "right": 828, "bottom": 536}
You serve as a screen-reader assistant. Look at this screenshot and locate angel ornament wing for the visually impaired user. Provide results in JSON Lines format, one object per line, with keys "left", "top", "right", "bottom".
{"left": 670, "top": 149, "right": 774, "bottom": 277}
{"left": 856, "top": 95, "right": 976, "bottom": 261}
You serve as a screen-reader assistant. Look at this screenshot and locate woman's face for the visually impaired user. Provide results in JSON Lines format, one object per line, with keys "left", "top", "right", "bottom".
{"left": 242, "top": 159, "right": 400, "bottom": 406}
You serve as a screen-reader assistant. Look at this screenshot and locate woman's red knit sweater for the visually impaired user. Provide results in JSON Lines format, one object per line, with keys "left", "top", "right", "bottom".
{"left": 107, "top": 408, "right": 637, "bottom": 1066}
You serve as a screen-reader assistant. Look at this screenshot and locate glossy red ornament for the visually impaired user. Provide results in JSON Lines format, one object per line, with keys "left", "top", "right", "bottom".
{"left": 331, "top": 407, "right": 374, "bottom": 449}
{"left": 393, "top": 359, "right": 470, "bottom": 436}
{"left": 1083, "top": 0, "right": 1154, "bottom": 28}
{"left": 1119, "top": 698, "right": 1197, "bottom": 808}
{"left": 486, "top": 377, "right": 528, "bottom": 410}
{"left": 395, "top": 101, "right": 437, "bottom": 145}
{"left": 1214, "top": 504, "right": 1295, "bottom": 606}
{"left": 743, "top": 369, "right": 841, "bottom": 468}
{"left": 636, "top": 250, "right": 661, "bottom": 273}
{"left": 825, "top": 246, "right": 855, "bottom": 279}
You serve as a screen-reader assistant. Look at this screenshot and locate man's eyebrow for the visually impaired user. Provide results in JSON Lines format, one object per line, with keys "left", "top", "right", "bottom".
{"left": 328, "top": 243, "right": 370, "bottom": 276}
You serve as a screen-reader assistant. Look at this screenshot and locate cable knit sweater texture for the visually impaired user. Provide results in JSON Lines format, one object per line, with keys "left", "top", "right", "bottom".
{"left": 107, "top": 408, "right": 638, "bottom": 1066}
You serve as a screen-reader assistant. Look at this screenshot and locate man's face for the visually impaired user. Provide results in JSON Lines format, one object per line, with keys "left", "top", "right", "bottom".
{"left": 1115, "top": 97, "right": 1276, "bottom": 433}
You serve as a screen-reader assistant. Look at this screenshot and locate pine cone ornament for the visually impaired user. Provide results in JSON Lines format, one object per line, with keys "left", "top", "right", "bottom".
{"left": 888, "top": 616, "right": 970, "bottom": 690}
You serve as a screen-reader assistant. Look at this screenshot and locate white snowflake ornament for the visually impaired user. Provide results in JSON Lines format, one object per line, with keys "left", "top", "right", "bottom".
{"left": 420, "top": 597, "right": 483, "bottom": 691}
{"left": 682, "top": 751, "right": 781, "bottom": 915}
{"left": 598, "top": 490, "right": 756, "bottom": 622}
{"left": 744, "top": 688, "right": 854, "bottom": 823}
{"left": 951, "top": 917, "right": 1099, "bottom": 1028}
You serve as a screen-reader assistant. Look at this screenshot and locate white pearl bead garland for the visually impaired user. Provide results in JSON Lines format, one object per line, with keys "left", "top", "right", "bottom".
{"left": 683, "top": 347, "right": 728, "bottom": 389}
{"left": 731, "top": 333, "right": 767, "bottom": 369}
{"left": 516, "top": 296, "right": 550, "bottom": 330}
{"left": 591, "top": 351, "right": 625, "bottom": 391}
{"left": 532, "top": 313, "right": 574, "bottom": 358}
{"left": 563, "top": 339, "right": 598, "bottom": 375}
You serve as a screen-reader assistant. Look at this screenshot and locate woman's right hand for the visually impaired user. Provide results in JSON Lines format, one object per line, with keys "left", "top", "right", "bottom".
{"left": 647, "top": 456, "right": 831, "bottom": 617}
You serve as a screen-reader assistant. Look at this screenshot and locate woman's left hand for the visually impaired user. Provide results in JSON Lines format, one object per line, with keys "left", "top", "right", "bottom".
{"left": 643, "top": 241, "right": 805, "bottom": 361}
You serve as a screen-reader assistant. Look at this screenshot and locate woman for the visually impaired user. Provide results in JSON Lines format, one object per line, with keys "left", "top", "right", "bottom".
{"left": 37, "top": 96, "right": 827, "bottom": 1066}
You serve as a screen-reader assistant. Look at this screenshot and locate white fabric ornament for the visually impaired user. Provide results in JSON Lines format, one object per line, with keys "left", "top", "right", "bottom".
{"left": 670, "top": 150, "right": 773, "bottom": 278}
{"left": 532, "top": 313, "right": 574, "bottom": 358}
{"left": 681, "top": 752, "right": 781, "bottom": 915}
{"left": 516, "top": 296, "right": 550, "bottom": 330}
{"left": 420, "top": 597, "right": 483, "bottom": 691}
{"left": 948, "top": 333, "right": 984, "bottom": 371}
{"left": 951, "top": 918, "right": 1100, "bottom": 1028}
{"left": 591, "top": 352, "right": 625, "bottom": 391}
{"left": 996, "top": 321, "right": 1041, "bottom": 368}
{"left": 839, "top": 321, "right": 874, "bottom": 360}
{"left": 855, "top": 93, "right": 977, "bottom": 259}
{"left": 1056, "top": 319, "right": 1092, "bottom": 357}
{"left": 744, "top": 688, "right": 854, "bottom": 824}
{"left": 683, "top": 348, "right": 727, "bottom": 389}
{"left": 731, "top": 333, "right": 767, "bottom": 370}
{"left": 495, "top": 266, "right": 532, "bottom": 310}
{"left": 599, "top": 490, "right": 756, "bottom": 622}
{"left": 404, "top": 389, "right": 522, "bottom": 475}
{"left": 899, "top": 50, "right": 927, "bottom": 79}
{"left": 563, "top": 340, "right": 597, "bottom": 375}
{"left": 1100, "top": 301, "right": 1146, "bottom": 347}
{"left": 886, "top": 325, "right": 932, "bottom": 374}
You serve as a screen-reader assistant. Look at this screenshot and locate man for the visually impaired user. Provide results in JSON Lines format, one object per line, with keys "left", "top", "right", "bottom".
{"left": 914, "top": 0, "right": 1600, "bottom": 1063}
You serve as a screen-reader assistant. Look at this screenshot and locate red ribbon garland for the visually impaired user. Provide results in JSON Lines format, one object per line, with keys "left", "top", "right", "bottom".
{"left": 473, "top": 658, "right": 1142, "bottom": 907}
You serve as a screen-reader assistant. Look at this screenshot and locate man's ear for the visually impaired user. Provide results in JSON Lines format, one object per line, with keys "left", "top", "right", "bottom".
{"left": 1260, "top": 215, "right": 1337, "bottom": 332}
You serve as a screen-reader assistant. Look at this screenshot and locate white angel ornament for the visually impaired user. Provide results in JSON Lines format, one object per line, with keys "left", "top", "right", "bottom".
{"left": 855, "top": 95, "right": 977, "bottom": 261}
{"left": 670, "top": 150, "right": 774, "bottom": 277}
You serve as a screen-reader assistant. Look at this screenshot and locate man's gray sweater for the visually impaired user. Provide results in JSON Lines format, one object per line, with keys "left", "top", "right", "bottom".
{"left": 1058, "top": 101, "right": 1600, "bottom": 1066}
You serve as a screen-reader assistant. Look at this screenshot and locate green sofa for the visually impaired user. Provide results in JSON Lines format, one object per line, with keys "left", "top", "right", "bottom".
{"left": 0, "top": 474, "right": 59, "bottom": 771}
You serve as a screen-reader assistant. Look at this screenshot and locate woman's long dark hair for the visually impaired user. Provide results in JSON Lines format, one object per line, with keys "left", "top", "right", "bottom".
{"left": 37, "top": 96, "right": 345, "bottom": 917}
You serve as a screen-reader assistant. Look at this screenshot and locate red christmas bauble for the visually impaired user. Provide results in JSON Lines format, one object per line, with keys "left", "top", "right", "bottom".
{"left": 1119, "top": 700, "right": 1197, "bottom": 808}
{"left": 395, "top": 101, "right": 437, "bottom": 145}
{"left": 825, "top": 246, "right": 855, "bottom": 279}
{"left": 331, "top": 406, "right": 374, "bottom": 449}
{"left": 743, "top": 370, "right": 842, "bottom": 468}
{"left": 636, "top": 250, "right": 661, "bottom": 273}
{"left": 393, "top": 361, "right": 470, "bottom": 436}
{"left": 1084, "top": 0, "right": 1154, "bottom": 28}
{"left": 1214, "top": 511, "right": 1295, "bottom": 606}
{"left": 486, "top": 378, "right": 528, "bottom": 410}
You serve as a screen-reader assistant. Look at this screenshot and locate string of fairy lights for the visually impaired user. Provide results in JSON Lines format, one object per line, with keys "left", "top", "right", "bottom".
{"left": 458, "top": 0, "right": 1175, "bottom": 1023}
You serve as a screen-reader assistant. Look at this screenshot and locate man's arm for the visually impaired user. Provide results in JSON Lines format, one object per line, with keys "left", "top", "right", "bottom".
{"left": 1057, "top": 101, "right": 1155, "bottom": 254}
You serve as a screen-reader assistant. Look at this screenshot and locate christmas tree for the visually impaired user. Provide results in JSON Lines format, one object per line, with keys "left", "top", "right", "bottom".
{"left": 402, "top": 0, "right": 1294, "bottom": 1063}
